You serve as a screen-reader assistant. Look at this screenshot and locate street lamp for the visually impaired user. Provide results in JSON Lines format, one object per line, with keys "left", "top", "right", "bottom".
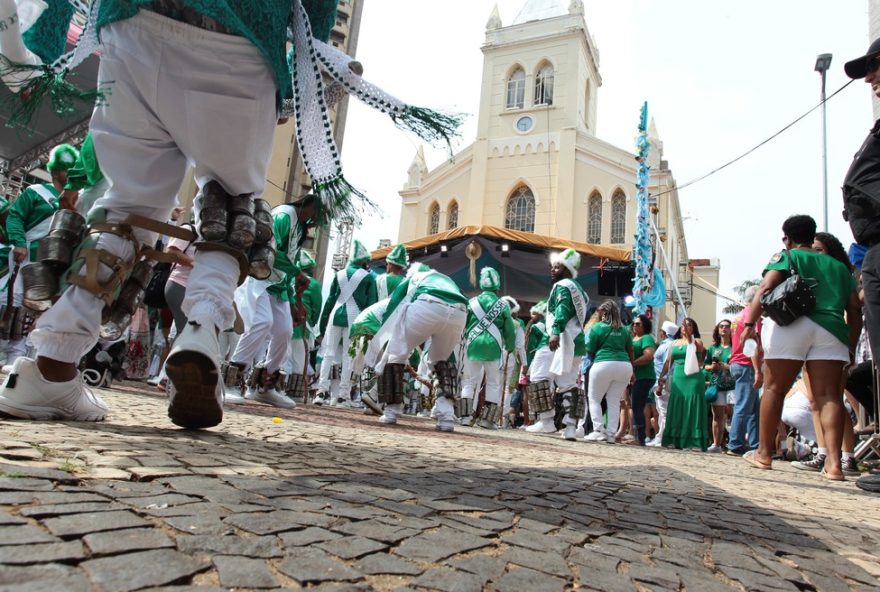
{"left": 815, "top": 53, "right": 832, "bottom": 232}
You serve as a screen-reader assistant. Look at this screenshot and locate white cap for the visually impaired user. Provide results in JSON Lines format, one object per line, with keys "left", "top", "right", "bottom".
{"left": 661, "top": 321, "right": 678, "bottom": 336}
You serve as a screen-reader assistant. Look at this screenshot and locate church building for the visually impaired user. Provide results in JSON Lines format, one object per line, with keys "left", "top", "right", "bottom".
{"left": 381, "top": 0, "right": 719, "bottom": 328}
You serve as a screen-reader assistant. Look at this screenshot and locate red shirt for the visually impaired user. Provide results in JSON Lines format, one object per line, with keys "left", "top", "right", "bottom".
{"left": 730, "top": 308, "right": 762, "bottom": 367}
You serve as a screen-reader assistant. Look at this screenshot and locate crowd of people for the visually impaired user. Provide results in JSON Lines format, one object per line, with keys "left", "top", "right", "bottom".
{"left": 0, "top": 1, "right": 877, "bottom": 493}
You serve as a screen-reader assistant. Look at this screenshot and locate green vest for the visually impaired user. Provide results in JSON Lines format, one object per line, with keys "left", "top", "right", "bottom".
{"left": 320, "top": 264, "right": 378, "bottom": 333}
{"left": 6, "top": 184, "right": 59, "bottom": 260}
{"left": 547, "top": 281, "right": 587, "bottom": 356}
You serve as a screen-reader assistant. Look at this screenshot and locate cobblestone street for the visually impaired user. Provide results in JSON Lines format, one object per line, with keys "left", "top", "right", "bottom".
{"left": 1, "top": 382, "right": 878, "bottom": 592}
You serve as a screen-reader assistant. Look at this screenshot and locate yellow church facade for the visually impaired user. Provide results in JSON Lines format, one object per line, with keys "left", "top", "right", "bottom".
{"left": 396, "top": 0, "right": 719, "bottom": 328}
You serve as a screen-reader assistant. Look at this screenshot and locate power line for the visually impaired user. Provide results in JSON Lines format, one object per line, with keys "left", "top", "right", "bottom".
{"left": 652, "top": 79, "right": 855, "bottom": 199}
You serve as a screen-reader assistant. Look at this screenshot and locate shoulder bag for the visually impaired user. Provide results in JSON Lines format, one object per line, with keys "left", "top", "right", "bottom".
{"left": 760, "top": 248, "right": 816, "bottom": 327}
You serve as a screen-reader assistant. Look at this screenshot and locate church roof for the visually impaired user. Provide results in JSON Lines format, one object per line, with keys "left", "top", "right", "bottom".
{"left": 512, "top": 0, "right": 567, "bottom": 25}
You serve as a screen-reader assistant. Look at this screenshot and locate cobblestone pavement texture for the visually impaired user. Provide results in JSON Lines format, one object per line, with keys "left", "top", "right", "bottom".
{"left": 0, "top": 381, "right": 878, "bottom": 591}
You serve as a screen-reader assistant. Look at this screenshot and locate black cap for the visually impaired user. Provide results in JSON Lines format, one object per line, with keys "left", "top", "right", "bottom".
{"left": 845, "top": 37, "right": 880, "bottom": 79}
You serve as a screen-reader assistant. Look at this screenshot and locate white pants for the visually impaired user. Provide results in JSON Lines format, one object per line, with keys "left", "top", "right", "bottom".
{"left": 588, "top": 361, "right": 633, "bottom": 434}
{"left": 231, "top": 292, "right": 292, "bottom": 374}
{"left": 316, "top": 324, "right": 353, "bottom": 396}
{"left": 386, "top": 297, "right": 467, "bottom": 367}
{"left": 461, "top": 358, "right": 502, "bottom": 404}
{"left": 781, "top": 390, "right": 817, "bottom": 442}
{"left": 654, "top": 382, "right": 669, "bottom": 441}
{"left": 530, "top": 346, "right": 582, "bottom": 425}
{"left": 30, "top": 11, "right": 277, "bottom": 363}
{"left": 218, "top": 330, "right": 240, "bottom": 362}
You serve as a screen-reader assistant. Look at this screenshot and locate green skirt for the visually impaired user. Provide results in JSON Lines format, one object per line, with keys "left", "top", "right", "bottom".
{"left": 662, "top": 362, "right": 710, "bottom": 450}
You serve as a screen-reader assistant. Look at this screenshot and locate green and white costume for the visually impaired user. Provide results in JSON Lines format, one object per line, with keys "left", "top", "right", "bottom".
{"left": 370, "top": 265, "right": 468, "bottom": 428}
{"left": 286, "top": 249, "right": 322, "bottom": 376}
{"left": 231, "top": 204, "right": 304, "bottom": 375}
{"left": 377, "top": 243, "right": 407, "bottom": 300}
{"left": 315, "top": 239, "right": 377, "bottom": 402}
{"left": 460, "top": 267, "right": 516, "bottom": 408}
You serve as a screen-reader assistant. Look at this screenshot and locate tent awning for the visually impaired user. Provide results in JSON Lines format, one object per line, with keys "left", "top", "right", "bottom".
{"left": 369, "top": 225, "right": 632, "bottom": 309}
{"left": 370, "top": 225, "right": 631, "bottom": 262}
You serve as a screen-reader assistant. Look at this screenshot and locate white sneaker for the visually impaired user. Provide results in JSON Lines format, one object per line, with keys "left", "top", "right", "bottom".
{"left": 436, "top": 418, "right": 456, "bottom": 432}
{"left": 379, "top": 412, "right": 398, "bottom": 424}
{"left": 460, "top": 415, "right": 475, "bottom": 427}
{"left": 707, "top": 444, "right": 723, "bottom": 453}
{"left": 646, "top": 439, "right": 663, "bottom": 447}
{"left": 622, "top": 434, "right": 636, "bottom": 442}
{"left": 645, "top": 437, "right": 656, "bottom": 446}
{"left": 574, "top": 427, "right": 585, "bottom": 440}
{"left": 0, "top": 357, "right": 107, "bottom": 421}
{"left": 525, "top": 418, "right": 556, "bottom": 434}
{"left": 224, "top": 386, "right": 246, "bottom": 405}
{"left": 332, "top": 397, "right": 350, "bottom": 408}
{"left": 165, "top": 319, "right": 223, "bottom": 429}
{"left": 245, "top": 387, "right": 296, "bottom": 409}
{"left": 584, "top": 430, "right": 607, "bottom": 442}
{"left": 562, "top": 425, "right": 577, "bottom": 441}
{"left": 478, "top": 418, "right": 498, "bottom": 430}
{"left": 380, "top": 403, "right": 403, "bottom": 424}
{"left": 312, "top": 392, "right": 329, "bottom": 406}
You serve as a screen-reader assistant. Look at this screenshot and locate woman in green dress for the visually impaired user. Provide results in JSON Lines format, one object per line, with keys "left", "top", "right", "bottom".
{"left": 657, "top": 318, "right": 709, "bottom": 450}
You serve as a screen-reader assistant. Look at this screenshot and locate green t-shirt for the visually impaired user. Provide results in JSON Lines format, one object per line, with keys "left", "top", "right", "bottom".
{"left": 706, "top": 344, "right": 732, "bottom": 365}
{"left": 632, "top": 334, "right": 657, "bottom": 380}
{"left": 586, "top": 322, "right": 631, "bottom": 363}
{"left": 763, "top": 249, "right": 857, "bottom": 345}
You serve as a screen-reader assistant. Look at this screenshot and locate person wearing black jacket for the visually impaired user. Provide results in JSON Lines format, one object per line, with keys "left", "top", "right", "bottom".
{"left": 844, "top": 39, "right": 880, "bottom": 366}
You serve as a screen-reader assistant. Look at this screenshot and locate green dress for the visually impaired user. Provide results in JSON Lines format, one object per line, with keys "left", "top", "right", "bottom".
{"left": 662, "top": 344, "right": 709, "bottom": 450}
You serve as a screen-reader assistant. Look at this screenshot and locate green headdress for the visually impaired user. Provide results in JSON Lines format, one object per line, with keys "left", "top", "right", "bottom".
{"left": 46, "top": 143, "right": 79, "bottom": 172}
{"left": 386, "top": 243, "right": 408, "bottom": 268}
{"left": 297, "top": 250, "right": 317, "bottom": 271}
{"left": 479, "top": 267, "right": 501, "bottom": 291}
{"left": 350, "top": 239, "right": 371, "bottom": 265}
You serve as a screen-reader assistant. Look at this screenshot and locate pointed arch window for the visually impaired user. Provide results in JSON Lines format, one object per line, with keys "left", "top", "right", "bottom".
{"left": 505, "top": 186, "right": 535, "bottom": 233}
{"left": 447, "top": 201, "right": 459, "bottom": 230}
{"left": 610, "top": 191, "right": 627, "bottom": 244}
{"left": 506, "top": 67, "right": 526, "bottom": 109}
{"left": 535, "top": 62, "right": 554, "bottom": 106}
{"left": 587, "top": 192, "right": 602, "bottom": 244}
{"left": 429, "top": 202, "right": 440, "bottom": 235}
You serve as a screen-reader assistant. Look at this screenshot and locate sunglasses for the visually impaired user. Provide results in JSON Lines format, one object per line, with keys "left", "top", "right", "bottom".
{"left": 632, "top": 322, "right": 642, "bottom": 326}
{"left": 719, "top": 324, "right": 731, "bottom": 329}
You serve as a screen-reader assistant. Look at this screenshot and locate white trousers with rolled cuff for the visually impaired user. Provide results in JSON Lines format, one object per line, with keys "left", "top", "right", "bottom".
{"left": 30, "top": 10, "right": 277, "bottom": 364}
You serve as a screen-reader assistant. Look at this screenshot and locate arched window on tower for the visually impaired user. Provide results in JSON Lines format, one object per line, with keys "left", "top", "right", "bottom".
{"left": 447, "top": 201, "right": 459, "bottom": 230}
{"left": 610, "top": 191, "right": 627, "bottom": 244}
{"left": 535, "top": 62, "right": 554, "bottom": 106}
{"left": 505, "top": 186, "right": 535, "bottom": 233}
{"left": 428, "top": 202, "right": 440, "bottom": 235}
{"left": 587, "top": 192, "right": 602, "bottom": 244}
{"left": 506, "top": 67, "right": 525, "bottom": 109}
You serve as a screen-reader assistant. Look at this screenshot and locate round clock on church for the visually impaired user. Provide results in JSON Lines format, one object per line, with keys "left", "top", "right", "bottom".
{"left": 515, "top": 115, "right": 534, "bottom": 133}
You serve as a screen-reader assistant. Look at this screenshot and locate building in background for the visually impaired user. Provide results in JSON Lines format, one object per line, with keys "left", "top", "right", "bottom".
{"left": 393, "top": 0, "right": 717, "bottom": 328}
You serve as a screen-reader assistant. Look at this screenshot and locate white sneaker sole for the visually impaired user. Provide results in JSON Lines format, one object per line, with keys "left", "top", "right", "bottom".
{"left": 0, "top": 398, "right": 106, "bottom": 421}
{"left": 165, "top": 350, "right": 222, "bottom": 429}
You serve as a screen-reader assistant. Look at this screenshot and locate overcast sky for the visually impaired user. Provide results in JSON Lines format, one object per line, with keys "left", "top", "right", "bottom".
{"left": 331, "top": 0, "right": 871, "bottom": 316}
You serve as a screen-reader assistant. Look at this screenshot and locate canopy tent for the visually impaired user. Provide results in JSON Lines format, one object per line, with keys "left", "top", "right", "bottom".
{"left": 371, "top": 225, "right": 632, "bottom": 310}
{"left": 0, "top": 25, "right": 98, "bottom": 177}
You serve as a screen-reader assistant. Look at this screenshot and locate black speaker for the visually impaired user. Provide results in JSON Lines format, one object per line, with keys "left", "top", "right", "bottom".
{"left": 597, "top": 266, "right": 635, "bottom": 297}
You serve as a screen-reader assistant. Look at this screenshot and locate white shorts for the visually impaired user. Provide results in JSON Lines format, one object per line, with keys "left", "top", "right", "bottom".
{"left": 763, "top": 317, "right": 849, "bottom": 363}
{"left": 713, "top": 389, "right": 734, "bottom": 406}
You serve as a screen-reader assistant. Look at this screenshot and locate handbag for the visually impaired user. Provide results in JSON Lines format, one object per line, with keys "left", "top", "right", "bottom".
{"left": 705, "top": 383, "right": 719, "bottom": 403}
{"left": 760, "top": 248, "right": 816, "bottom": 327}
{"left": 143, "top": 262, "right": 172, "bottom": 309}
{"left": 684, "top": 342, "right": 700, "bottom": 376}
{"left": 716, "top": 369, "right": 736, "bottom": 391}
